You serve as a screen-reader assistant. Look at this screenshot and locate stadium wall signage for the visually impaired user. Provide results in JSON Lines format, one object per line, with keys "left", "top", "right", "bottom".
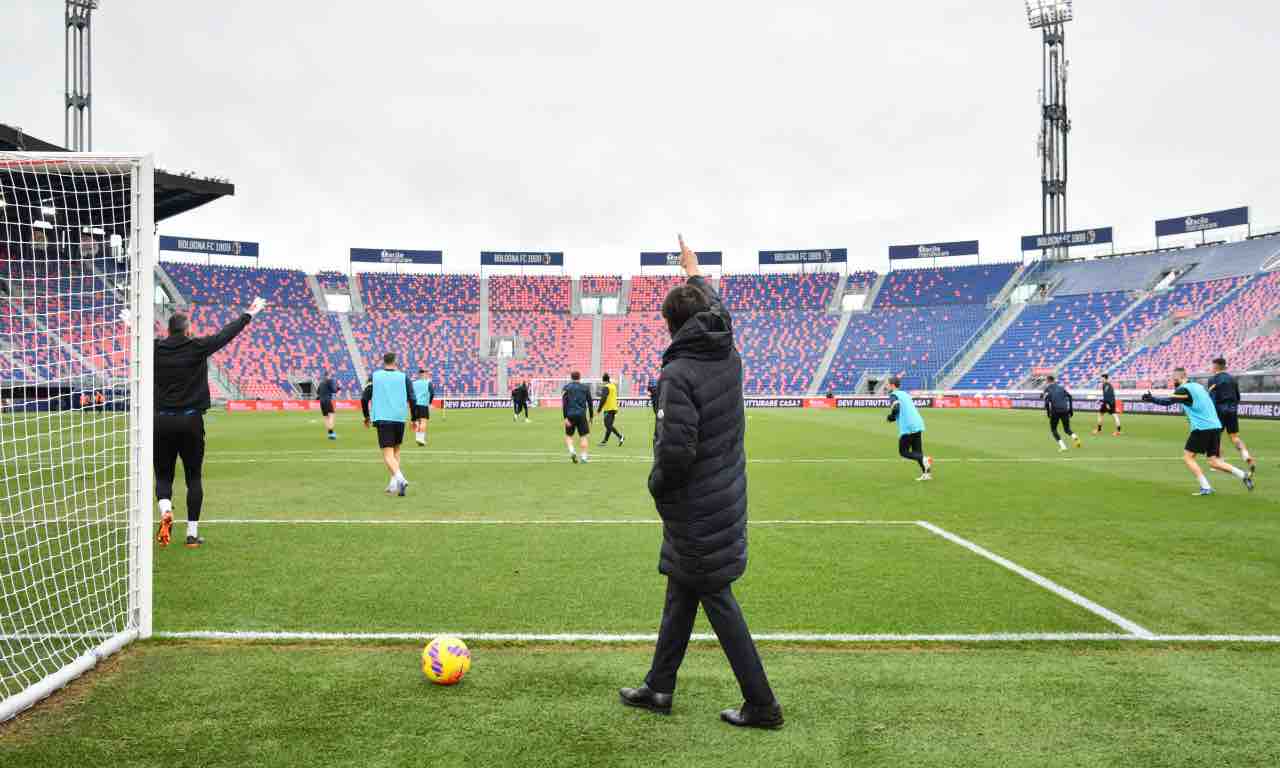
{"left": 640, "top": 251, "right": 724, "bottom": 266}
{"left": 758, "top": 249, "right": 848, "bottom": 265}
{"left": 349, "top": 248, "right": 442, "bottom": 265}
{"left": 1155, "top": 206, "right": 1249, "bottom": 237}
{"left": 480, "top": 251, "right": 564, "bottom": 267}
{"left": 1019, "top": 227, "right": 1113, "bottom": 251}
{"left": 159, "top": 235, "right": 259, "bottom": 258}
{"left": 888, "top": 240, "right": 979, "bottom": 261}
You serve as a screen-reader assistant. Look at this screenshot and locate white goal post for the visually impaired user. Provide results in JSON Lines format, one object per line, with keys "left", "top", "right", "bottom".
{"left": 0, "top": 152, "right": 154, "bottom": 721}
{"left": 526, "top": 377, "right": 605, "bottom": 403}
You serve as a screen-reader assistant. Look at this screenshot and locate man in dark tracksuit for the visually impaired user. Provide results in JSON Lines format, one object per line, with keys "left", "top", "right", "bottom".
{"left": 1208, "top": 357, "right": 1255, "bottom": 472}
{"left": 1092, "top": 373, "right": 1121, "bottom": 436}
{"left": 1043, "top": 374, "right": 1082, "bottom": 452}
{"left": 562, "top": 372, "right": 594, "bottom": 463}
{"left": 318, "top": 372, "right": 340, "bottom": 440}
{"left": 619, "top": 236, "right": 782, "bottom": 730}
{"left": 512, "top": 381, "right": 530, "bottom": 423}
{"left": 647, "top": 379, "right": 659, "bottom": 414}
{"left": 154, "top": 297, "right": 266, "bottom": 547}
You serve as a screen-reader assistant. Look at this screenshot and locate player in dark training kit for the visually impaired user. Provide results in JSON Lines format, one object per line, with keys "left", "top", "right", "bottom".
{"left": 1208, "top": 357, "right": 1255, "bottom": 473}
{"left": 562, "top": 371, "right": 594, "bottom": 463}
{"left": 361, "top": 353, "right": 415, "bottom": 496}
{"left": 1093, "top": 373, "right": 1121, "bottom": 436}
{"left": 154, "top": 296, "right": 267, "bottom": 547}
{"left": 1144, "top": 367, "right": 1254, "bottom": 495}
{"left": 512, "top": 380, "right": 531, "bottom": 422}
{"left": 598, "top": 373, "right": 625, "bottom": 446}
{"left": 886, "top": 376, "right": 932, "bottom": 481}
{"left": 317, "top": 372, "right": 340, "bottom": 440}
{"left": 1043, "top": 375, "right": 1082, "bottom": 452}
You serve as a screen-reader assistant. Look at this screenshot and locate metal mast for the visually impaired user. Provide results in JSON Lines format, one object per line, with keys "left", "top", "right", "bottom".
{"left": 1027, "top": 0, "right": 1072, "bottom": 260}
{"left": 65, "top": 1, "right": 99, "bottom": 151}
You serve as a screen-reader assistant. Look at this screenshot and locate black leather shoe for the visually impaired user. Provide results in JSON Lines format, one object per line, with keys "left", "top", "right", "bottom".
{"left": 720, "top": 701, "right": 784, "bottom": 729}
{"left": 619, "top": 685, "right": 672, "bottom": 715}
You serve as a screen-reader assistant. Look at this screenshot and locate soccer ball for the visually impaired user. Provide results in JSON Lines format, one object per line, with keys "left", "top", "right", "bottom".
{"left": 421, "top": 636, "right": 471, "bottom": 685}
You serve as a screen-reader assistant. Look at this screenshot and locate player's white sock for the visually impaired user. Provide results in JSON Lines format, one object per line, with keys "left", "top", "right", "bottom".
{"left": 581, "top": 452, "right": 589, "bottom": 462}
{"left": 1227, "top": 466, "right": 1247, "bottom": 479}
{"left": 393, "top": 471, "right": 406, "bottom": 484}
{"left": 1057, "top": 439, "right": 1067, "bottom": 450}
{"left": 187, "top": 521, "right": 198, "bottom": 538}
{"left": 158, "top": 499, "right": 172, "bottom": 516}
{"left": 1197, "top": 474, "right": 1212, "bottom": 491}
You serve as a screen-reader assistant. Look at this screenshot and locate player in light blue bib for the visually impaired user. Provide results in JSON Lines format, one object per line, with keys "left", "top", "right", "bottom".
{"left": 1144, "top": 367, "right": 1253, "bottom": 496}
{"left": 887, "top": 376, "right": 932, "bottom": 481}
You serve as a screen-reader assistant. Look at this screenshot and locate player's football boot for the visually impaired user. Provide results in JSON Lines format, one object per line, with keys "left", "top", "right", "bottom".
{"left": 155, "top": 511, "right": 173, "bottom": 547}
{"left": 571, "top": 453, "right": 579, "bottom": 464}
{"left": 397, "top": 479, "right": 409, "bottom": 497}
{"left": 184, "top": 535, "right": 204, "bottom": 548}
{"left": 915, "top": 473, "right": 931, "bottom": 482}
{"left": 1112, "top": 431, "right": 1122, "bottom": 437}
{"left": 923, "top": 456, "right": 933, "bottom": 474}
{"left": 1248, "top": 457, "right": 1257, "bottom": 473}
{"left": 1193, "top": 488, "right": 1214, "bottom": 496}
{"left": 1243, "top": 475, "right": 1255, "bottom": 492}
{"left": 618, "top": 436, "right": 625, "bottom": 446}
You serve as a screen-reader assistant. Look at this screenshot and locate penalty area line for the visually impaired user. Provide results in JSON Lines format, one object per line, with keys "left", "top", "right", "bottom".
{"left": 915, "top": 521, "right": 1155, "bottom": 639}
{"left": 184, "top": 518, "right": 920, "bottom": 526}
{"left": 148, "top": 630, "right": 1280, "bottom": 643}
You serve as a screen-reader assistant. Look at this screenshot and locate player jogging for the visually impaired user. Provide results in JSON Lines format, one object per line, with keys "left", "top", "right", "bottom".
{"left": 1093, "top": 373, "right": 1121, "bottom": 436}
{"left": 1143, "top": 367, "right": 1254, "bottom": 495}
{"left": 154, "top": 297, "right": 267, "bottom": 548}
{"left": 1208, "top": 357, "right": 1255, "bottom": 473}
{"left": 361, "top": 353, "right": 415, "bottom": 496}
{"left": 412, "top": 369, "right": 434, "bottom": 446}
{"left": 1043, "top": 375, "right": 1082, "bottom": 452}
{"left": 317, "top": 371, "right": 340, "bottom": 440}
{"left": 563, "top": 371, "right": 594, "bottom": 464}
{"left": 886, "top": 376, "right": 932, "bottom": 481}
{"left": 598, "top": 372, "right": 625, "bottom": 446}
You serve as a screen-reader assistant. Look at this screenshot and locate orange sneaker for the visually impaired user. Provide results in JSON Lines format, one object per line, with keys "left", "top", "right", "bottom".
{"left": 156, "top": 511, "right": 173, "bottom": 547}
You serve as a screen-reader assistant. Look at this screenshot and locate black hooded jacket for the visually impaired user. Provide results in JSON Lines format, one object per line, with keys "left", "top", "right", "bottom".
{"left": 648, "top": 276, "right": 748, "bottom": 591}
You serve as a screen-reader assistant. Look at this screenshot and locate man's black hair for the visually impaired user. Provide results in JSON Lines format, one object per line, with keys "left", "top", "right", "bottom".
{"left": 1100, "top": 373, "right": 1109, "bottom": 379}
{"left": 661, "top": 283, "right": 711, "bottom": 336}
{"left": 571, "top": 371, "right": 581, "bottom": 381}
{"left": 602, "top": 373, "right": 611, "bottom": 383}
{"left": 167, "top": 313, "right": 190, "bottom": 335}
{"left": 418, "top": 368, "right": 426, "bottom": 374}
{"left": 1212, "top": 357, "right": 1227, "bottom": 368}
{"left": 383, "top": 352, "right": 396, "bottom": 366}
{"left": 1046, "top": 374, "right": 1056, "bottom": 383}
{"left": 888, "top": 375, "right": 902, "bottom": 388}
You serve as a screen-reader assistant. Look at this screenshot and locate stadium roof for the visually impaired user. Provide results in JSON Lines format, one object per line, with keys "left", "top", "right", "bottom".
{"left": 0, "top": 123, "right": 233, "bottom": 221}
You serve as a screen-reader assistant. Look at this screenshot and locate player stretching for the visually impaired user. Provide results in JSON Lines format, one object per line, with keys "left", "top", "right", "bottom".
{"left": 886, "top": 376, "right": 932, "bottom": 481}
{"left": 1208, "top": 357, "right": 1256, "bottom": 473}
{"left": 317, "top": 371, "right": 340, "bottom": 440}
{"left": 1144, "top": 367, "right": 1254, "bottom": 495}
{"left": 361, "top": 353, "right": 414, "bottom": 496}
{"left": 1043, "top": 375, "right": 1082, "bottom": 452}
{"left": 598, "top": 373, "right": 625, "bottom": 446}
{"left": 1093, "top": 373, "right": 1121, "bottom": 436}
{"left": 412, "top": 369, "right": 434, "bottom": 446}
{"left": 512, "top": 380, "right": 531, "bottom": 422}
{"left": 563, "top": 371, "right": 594, "bottom": 463}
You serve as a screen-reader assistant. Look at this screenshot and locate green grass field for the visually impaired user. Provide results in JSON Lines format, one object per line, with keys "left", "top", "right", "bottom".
{"left": 4, "top": 406, "right": 1280, "bottom": 766}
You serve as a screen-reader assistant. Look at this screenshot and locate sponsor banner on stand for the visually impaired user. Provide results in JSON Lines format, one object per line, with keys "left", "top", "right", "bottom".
{"left": 1155, "top": 206, "right": 1249, "bottom": 237}
{"left": 888, "top": 240, "right": 979, "bottom": 261}
{"left": 640, "top": 251, "right": 723, "bottom": 267}
{"left": 1020, "top": 227, "right": 1113, "bottom": 252}
{"left": 350, "top": 248, "right": 442, "bottom": 265}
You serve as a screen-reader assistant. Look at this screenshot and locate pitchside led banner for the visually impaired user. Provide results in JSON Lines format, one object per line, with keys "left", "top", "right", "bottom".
{"left": 1020, "top": 227, "right": 1113, "bottom": 251}
{"left": 159, "top": 235, "right": 259, "bottom": 258}
{"left": 888, "top": 240, "right": 979, "bottom": 261}
{"left": 640, "top": 251, "right": 723, "bottom": 266}
{"left": 758, "top": 248, "right": 848, "bottom": 265}
{"left": 1155, "top": 206, "right": 1249, "bottom": 237}
{"left": 480, "top": 251, "right": 564, "bottom": 267}
{"left": 350, "top": 248, "right": 442, "bottom": 265}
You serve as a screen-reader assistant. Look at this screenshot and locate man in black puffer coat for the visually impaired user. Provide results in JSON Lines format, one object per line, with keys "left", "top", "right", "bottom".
{"left": 619, "top": 236, "right": 782, "bottom": 730}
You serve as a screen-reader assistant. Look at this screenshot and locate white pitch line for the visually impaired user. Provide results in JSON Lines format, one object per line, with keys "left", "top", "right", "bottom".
{"left": 915, "top": 521, "right": 1155, "bottom": 639}
{"left": 183, "top": 518, "right": 919, "bottom": 526}
{"left": 149, "top": 630, "right": 1280, "bottom": 643}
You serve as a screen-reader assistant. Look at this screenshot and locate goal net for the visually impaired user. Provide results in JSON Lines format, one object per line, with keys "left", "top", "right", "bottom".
{"left": 0, "top": 152, "right": 154, "bottom": 721}
{"left": 527, "top": 377, "right": 604, "bottom": 403}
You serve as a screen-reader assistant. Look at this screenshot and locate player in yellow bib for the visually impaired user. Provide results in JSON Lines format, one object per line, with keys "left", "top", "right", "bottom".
{"left": 598, "top": 373, "right": 625, "bottom": 446}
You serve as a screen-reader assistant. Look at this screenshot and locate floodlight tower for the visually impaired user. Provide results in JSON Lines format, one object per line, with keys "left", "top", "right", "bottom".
{"left": 65, "top": 0, "right": 99, "bottom": 151}
{"left": 1027, "top": 0, "right": 1072, "bottom": 259}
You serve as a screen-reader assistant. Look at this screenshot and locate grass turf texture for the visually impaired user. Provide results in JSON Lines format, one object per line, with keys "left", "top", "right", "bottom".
{"left": 5, "top": 407, "right": 1280, "bottom": 765}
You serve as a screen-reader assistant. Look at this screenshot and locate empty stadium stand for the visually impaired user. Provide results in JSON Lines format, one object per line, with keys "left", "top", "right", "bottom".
{"left": 874, "top": 263, "right": 1018, "bottom": 307}
{"left": 824, "top": 305, "right": 994, "bottom": 392}
{"left": 490, "top": 275, "right": 570, "bottom": 312}
{"left": 359, "top": 273, "right": 479, "bottom": 312}
{"left": 350, "top": 311, "right": 493, "bottom": 395}
{"left": 162, "top": 262, "right": 313, "bottom": 306}
{"left": 721, "top": 272, "right": 839, "bottom": 310}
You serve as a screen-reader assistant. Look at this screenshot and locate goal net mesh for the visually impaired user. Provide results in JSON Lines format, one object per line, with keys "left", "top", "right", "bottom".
{"left": 0, "top": 153, "right": 152, "bottom": 721}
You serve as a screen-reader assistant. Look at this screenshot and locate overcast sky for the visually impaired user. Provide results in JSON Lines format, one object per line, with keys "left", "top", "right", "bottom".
{"left": 4, "top": 1, "right": 1277, "bottom": 275}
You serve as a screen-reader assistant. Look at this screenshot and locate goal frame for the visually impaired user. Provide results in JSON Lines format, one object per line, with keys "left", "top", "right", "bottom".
{"left": 0, "top": 151, "right": 154, "bottom": 721}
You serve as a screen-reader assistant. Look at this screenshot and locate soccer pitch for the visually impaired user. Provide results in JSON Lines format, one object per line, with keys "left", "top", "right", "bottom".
{"left": 5, "top": 407, "right": 1280, "bottom": 767}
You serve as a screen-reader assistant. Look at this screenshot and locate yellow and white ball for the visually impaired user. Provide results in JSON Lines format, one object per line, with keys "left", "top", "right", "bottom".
{"left": 422, "top": 636, "right": 471, "bottom": 685}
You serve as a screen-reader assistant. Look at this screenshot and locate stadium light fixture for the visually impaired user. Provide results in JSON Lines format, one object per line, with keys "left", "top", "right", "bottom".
{"left": 1026, "top": 0, "right": 1072, "bottom": 29}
